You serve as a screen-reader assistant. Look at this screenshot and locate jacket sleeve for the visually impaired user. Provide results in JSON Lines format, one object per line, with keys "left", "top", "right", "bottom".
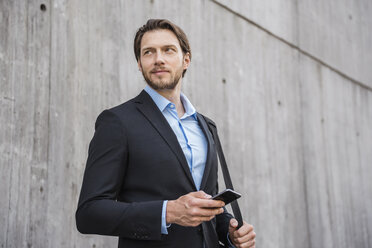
{"left": 75, "top": 110, "right": 163, "bottom": 240}
{"left": 216, "top": 208, "right": 234, "bottom": 246}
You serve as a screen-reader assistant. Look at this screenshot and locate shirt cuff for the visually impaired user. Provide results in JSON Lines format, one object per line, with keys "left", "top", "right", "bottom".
{"left": 161, "top": 200, "right": 171, "bottom": 234}
{"left": 226, "top": 232, "right": 236, "bottom": 248}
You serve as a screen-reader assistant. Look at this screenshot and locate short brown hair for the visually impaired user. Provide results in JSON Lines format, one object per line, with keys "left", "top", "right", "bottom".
{"left": 134, "top": 19, "right": 191, "bottom": 77}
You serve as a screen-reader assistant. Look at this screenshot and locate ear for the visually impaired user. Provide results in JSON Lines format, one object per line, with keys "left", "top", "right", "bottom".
{"left": 183, "top": 52, "right": 190, "bottom": 70}
{"left": 137, "top": 60, "right": 142, "bottom": 72}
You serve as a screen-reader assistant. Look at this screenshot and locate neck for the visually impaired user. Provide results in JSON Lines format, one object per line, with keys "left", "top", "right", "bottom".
{"left": 155, "top": 81, "right": 185, "bottom": 118}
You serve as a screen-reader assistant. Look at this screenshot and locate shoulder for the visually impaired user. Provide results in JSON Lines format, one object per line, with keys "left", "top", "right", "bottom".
{"left": 99, "top": 90, "right": 145, "bottom": 120}
{"left": 108, "top": 98, "right": 137, "bottom": 117}
{"left": 106, "top": 90, "right": 153, "bottom": 118}
{"left": 95, "top": 95, "right": 139, "bottom": 128}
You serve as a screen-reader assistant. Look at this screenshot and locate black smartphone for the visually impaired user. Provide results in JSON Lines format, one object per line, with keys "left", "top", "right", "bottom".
{"left": 211, "top": 189, "right": 241, "bottom": 205}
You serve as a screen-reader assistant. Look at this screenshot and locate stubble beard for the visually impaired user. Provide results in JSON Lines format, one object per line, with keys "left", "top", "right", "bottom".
{"left": 141, "top": 65, "right": 183, "bottom": 90}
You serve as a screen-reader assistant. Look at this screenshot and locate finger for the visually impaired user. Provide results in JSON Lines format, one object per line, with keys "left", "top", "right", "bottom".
{"left": 228, "top": 218, "right": 238, "bottom": 240}
{"left": 229, "top": 218, "right": 238, "bottom": 229}
{"left": 190, "top": 191, "right": 226, "bottom": 207}
{"left": 188, "top": 214, "right": 218, "bottom": 226}
{"left": 191, "top": 190, "right": 211, "bottom": 199}
{"left": 233, "top": 222, "right": 253, "bottom": 238}
{"left": 247, "top": 238, "right": 256, "bottom": 248}
{"left": 232, "top": 233, "right": 250, "bottom": 244}
{"left": 234, "top": 238, "right": 255, "bottom": 248}
{"left": 204, "top": 199, "right": 225, "bottom": 208}
{"left": 233, "top": 231, "right": 256, "bottom": 245}
{"left": 189, "top": 198, "right": 225, "bottom": 208}
{"left": 192, "top": 207, "right": 224, "bottom": 217}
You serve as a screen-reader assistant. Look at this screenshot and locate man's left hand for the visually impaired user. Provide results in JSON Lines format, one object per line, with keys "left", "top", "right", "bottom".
{"left": 228, "top": 219, "right": 256, "bottom": 248}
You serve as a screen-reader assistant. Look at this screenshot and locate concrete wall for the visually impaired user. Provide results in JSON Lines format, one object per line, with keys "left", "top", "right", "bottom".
{"left": 1, "top": 0, "right": 371, "bottom": 247}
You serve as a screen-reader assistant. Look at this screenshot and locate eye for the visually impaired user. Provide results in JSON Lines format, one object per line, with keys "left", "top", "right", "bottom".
{"left": 165, "top": 47, "right": 175, "bottom": 53}
{"left": 143, "top": 50, "right": 152, "bottom": 56}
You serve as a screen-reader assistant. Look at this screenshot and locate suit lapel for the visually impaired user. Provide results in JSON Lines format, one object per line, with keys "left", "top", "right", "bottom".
{"left": 135, "top": 91, "right": 197, "bottom": 190}
{"left": 197, "top": 113, "right": 216, "bottom": 190}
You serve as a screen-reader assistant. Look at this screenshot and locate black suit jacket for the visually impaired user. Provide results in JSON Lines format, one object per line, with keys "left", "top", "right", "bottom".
{"left": 76, "top": 90, "right": 233, "bottom": 247}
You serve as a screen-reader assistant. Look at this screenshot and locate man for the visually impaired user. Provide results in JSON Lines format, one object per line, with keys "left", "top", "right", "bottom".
{"left": 76, "top": 19, "right": 256, "bottom": 248}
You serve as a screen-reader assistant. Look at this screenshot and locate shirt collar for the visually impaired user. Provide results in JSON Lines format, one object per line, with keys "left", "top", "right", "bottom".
{"left": 144, "top": 85, "right": 197, "bottom": 120}
{"left": 180, "top": 92, "right": 197, "bottom": 120}
{"left": 144, "top": 85, "right": 170, "bottom": 112}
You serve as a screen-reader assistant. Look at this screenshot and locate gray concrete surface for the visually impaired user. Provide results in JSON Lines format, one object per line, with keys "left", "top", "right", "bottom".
{"left": 300, "top": 54, "right": 372, "bottom": 247}
{"left": 214, "top": 0, "right": 372, "bottom": 88}
{"left": 1, "top": 0, "right": 371, "bottom": 247}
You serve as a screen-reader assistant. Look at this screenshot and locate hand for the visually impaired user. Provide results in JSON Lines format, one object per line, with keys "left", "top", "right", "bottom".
{"left": 166, "top": 191, "right": 225, "bottom": 227}
{"left": 229, "top": 219, "right": 256, "bottom": 248}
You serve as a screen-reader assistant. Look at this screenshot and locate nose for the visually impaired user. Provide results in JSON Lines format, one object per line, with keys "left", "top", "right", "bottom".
{"left": 154, "top": 51, "right": 165, "bottom": 65}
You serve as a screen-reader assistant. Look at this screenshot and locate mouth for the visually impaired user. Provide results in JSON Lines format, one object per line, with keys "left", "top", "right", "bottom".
{"left": 151, "top": 69, "right": 170, "bottom": 75}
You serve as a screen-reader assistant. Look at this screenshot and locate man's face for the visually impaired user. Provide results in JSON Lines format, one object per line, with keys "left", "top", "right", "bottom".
{"left": 138, "top": 29, "right": 190, "bottom": 90}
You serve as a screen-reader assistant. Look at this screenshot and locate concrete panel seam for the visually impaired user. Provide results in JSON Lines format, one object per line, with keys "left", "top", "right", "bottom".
{"left": 47, "top": 0, "right": 52, "bottom": 171}
{"left": 298, "top": 72, "right": 313, "bottom": 248}
{"left": 210, "top": 0, "right": 372, "bottom": 92}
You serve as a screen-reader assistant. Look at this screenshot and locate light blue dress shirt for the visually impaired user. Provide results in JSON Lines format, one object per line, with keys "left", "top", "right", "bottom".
{"left": 144, "top": 86, "right": 208, "bottom": 234}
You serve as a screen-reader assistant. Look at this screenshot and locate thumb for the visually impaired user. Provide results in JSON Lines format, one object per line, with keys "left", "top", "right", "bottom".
{"left": 229, "top": 218, "right": 238, "bottom": 232}
{"left": 193, "top": 190, "right": 212, "bottom": 199}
